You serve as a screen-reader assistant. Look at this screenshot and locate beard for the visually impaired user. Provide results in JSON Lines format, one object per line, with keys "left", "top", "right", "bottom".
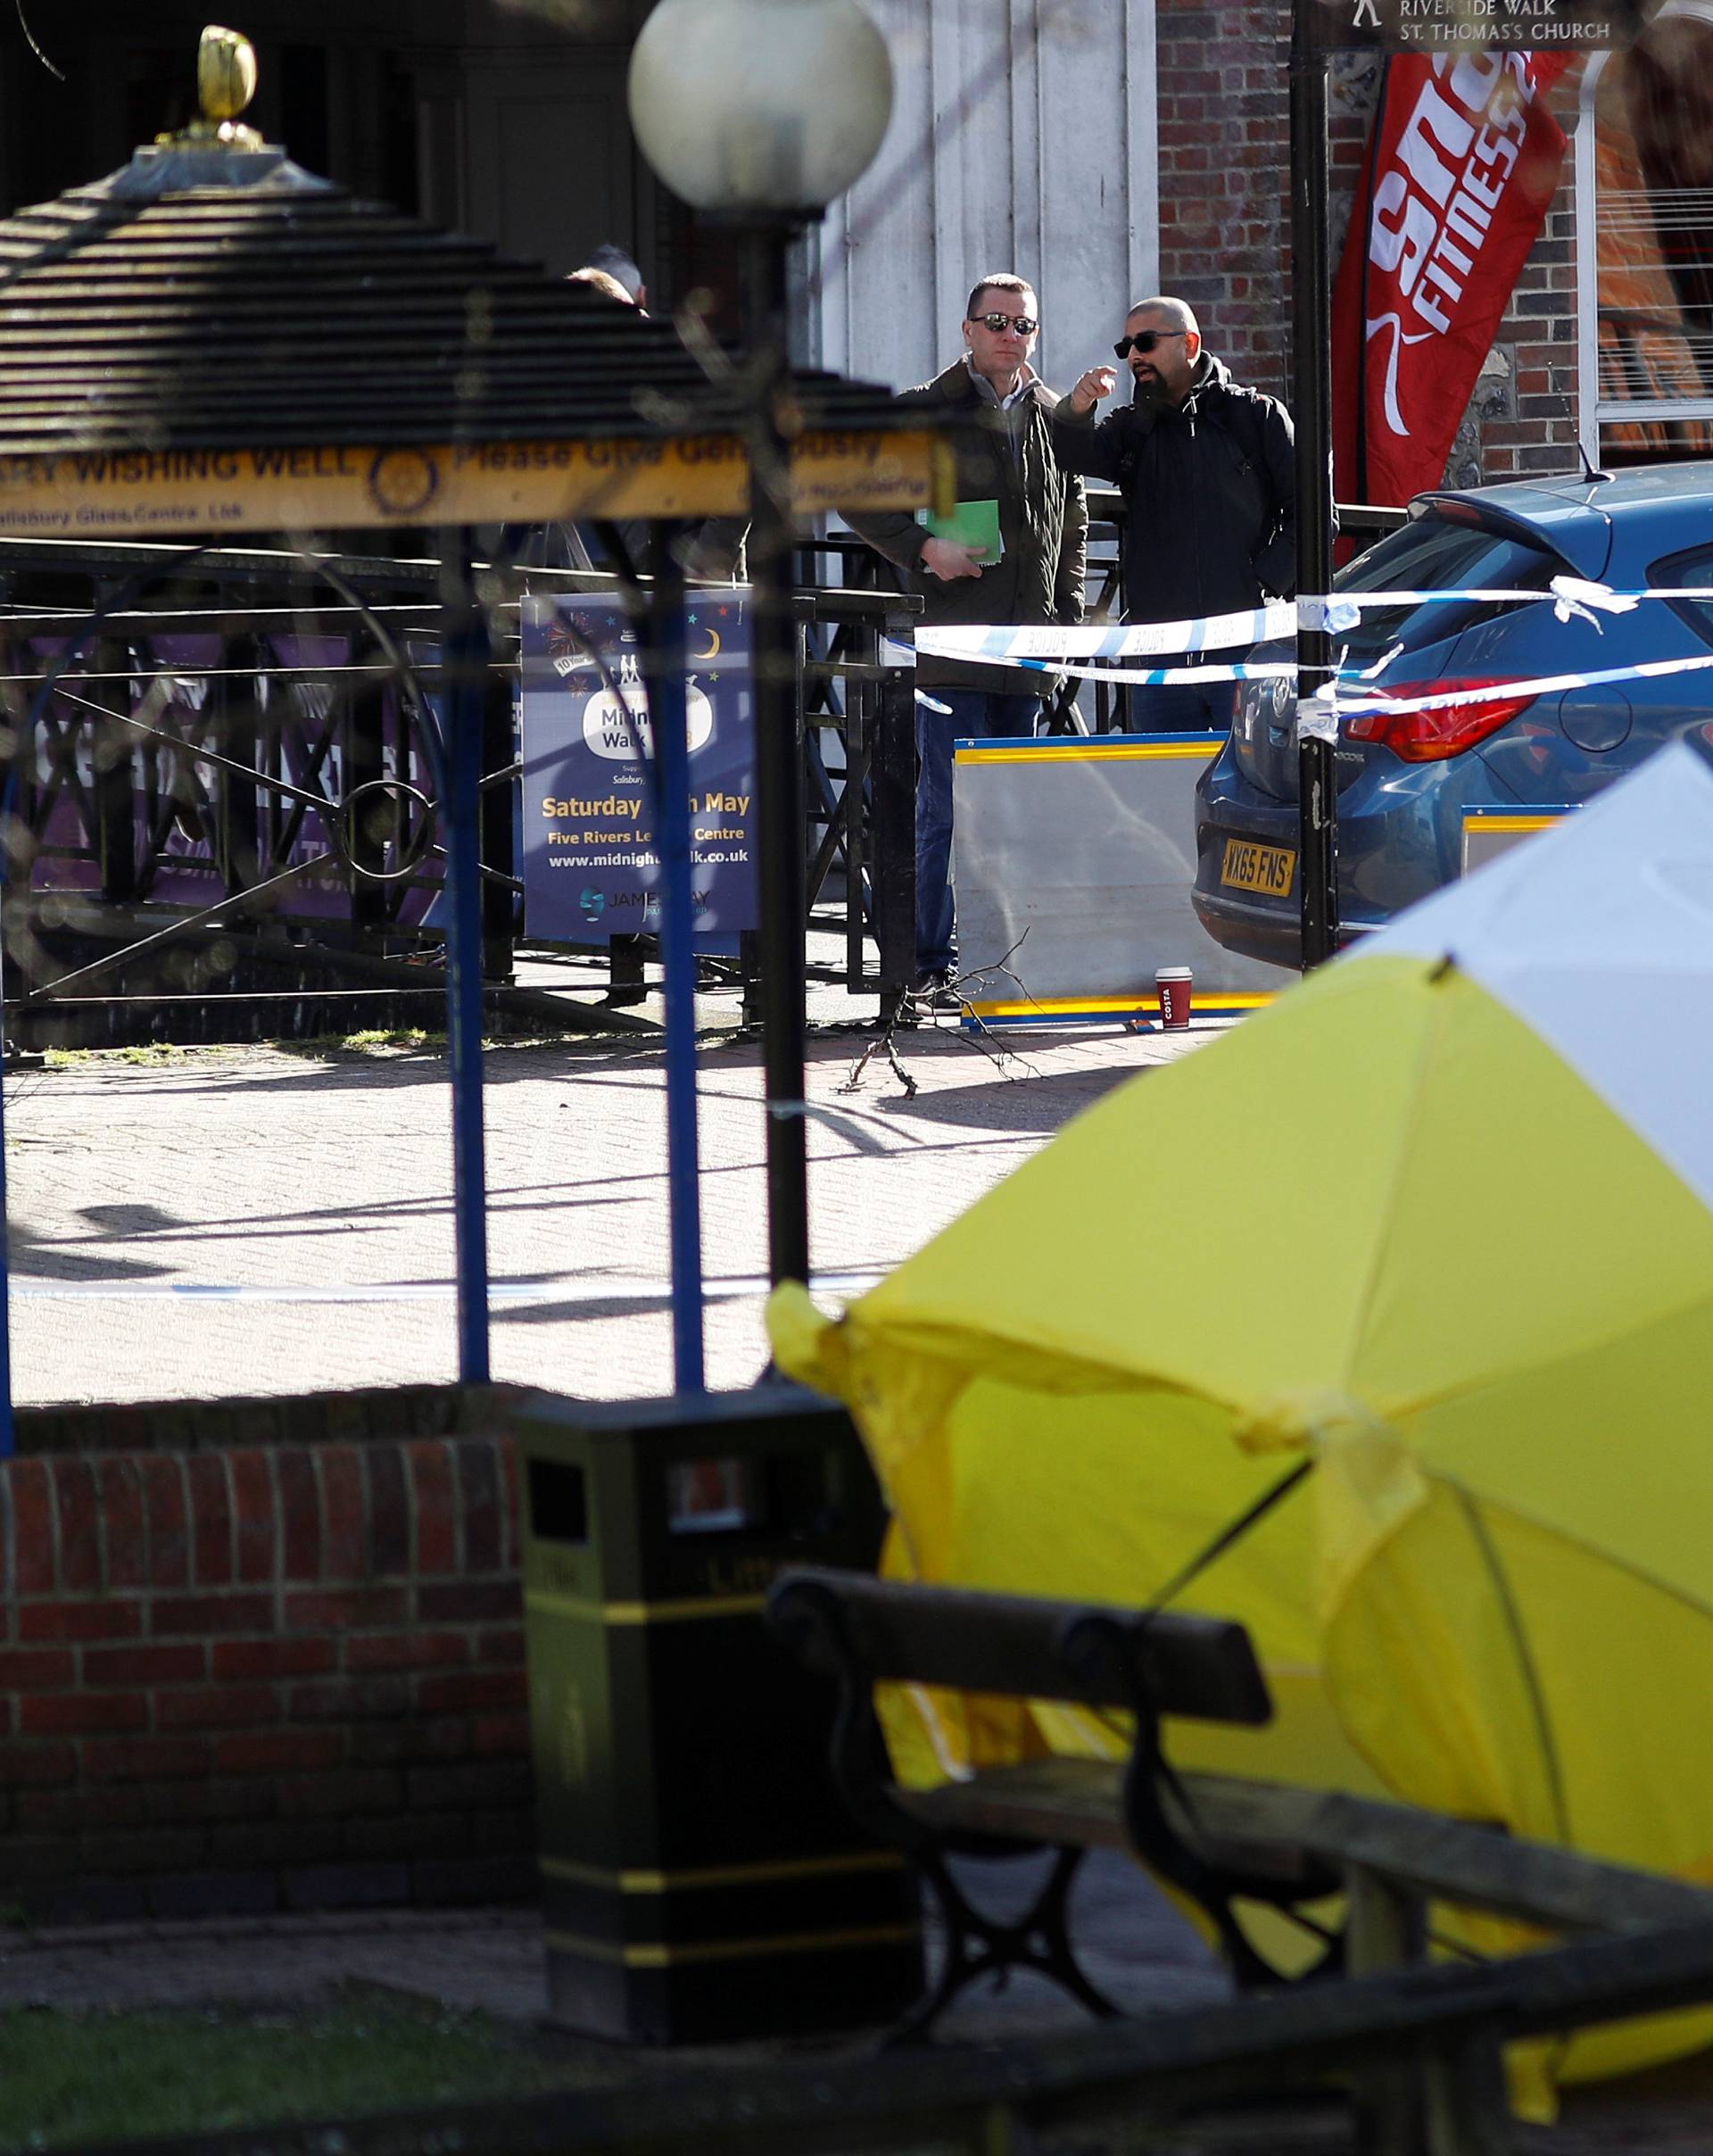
{"left": 1130, "top": 372, "right": 1170, "bottom": 416}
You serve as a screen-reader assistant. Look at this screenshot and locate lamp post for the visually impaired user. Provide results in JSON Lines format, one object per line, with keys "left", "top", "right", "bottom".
{"left": 630, "top": 0, "right": 893, "bottom": 1289}
{"left": 1291, "top": 4, "right": 1339, "bottom": 972}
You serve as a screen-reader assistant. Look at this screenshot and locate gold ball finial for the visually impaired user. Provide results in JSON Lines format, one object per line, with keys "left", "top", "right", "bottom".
{"left": 198, "top": 25, "right": 258, "bottom": 124}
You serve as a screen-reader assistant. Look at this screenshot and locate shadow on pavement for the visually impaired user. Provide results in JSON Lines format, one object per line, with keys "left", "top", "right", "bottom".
{"left": 6, "top": 1215, "right": 178, "bottom": 1281}
{"left": 863, "top": 1063, "right": 1142, "bottom": 1132}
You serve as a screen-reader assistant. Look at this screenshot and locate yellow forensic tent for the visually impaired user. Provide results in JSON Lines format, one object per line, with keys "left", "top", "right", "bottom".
{"left": 771, "top": 737, "right": 1713, "bottom": 2094}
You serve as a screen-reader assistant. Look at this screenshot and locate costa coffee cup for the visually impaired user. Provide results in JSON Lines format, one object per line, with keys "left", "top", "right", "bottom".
{"left": 1155, "top": 966, "right": 1194, "bottom": 1030}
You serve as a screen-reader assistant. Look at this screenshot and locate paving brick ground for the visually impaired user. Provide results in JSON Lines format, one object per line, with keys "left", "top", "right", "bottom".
{"left": 0, "top": 1853, "right": 1221, "bottom": 2025}
{"left": 3, "top": 947, "right": 1205, "bottom": 1408}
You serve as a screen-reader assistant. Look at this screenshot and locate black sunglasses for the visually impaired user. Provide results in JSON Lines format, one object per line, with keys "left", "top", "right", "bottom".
{"left": 972, "top": 311, "right": 1039, "bottom": 336}
{"left": 1114, "top": 329, "right": 1188, "bottom": 358}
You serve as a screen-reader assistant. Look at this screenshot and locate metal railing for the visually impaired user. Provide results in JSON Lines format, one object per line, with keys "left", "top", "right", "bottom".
{"left": 793, "top": 544, "right": 921, "bottom": 1013}
{"left": 0, "top": 537, "right": 934, "bottom": 1041}
{"left": 0, "top": 537, "right": 540, "bottom": 1047}
{"left": 0, "top": 500, "right": 1412, "bottom": 1043}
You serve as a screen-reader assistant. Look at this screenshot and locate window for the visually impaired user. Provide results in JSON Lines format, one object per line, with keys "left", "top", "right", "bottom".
{"left": 1649, "top": 543, "right": 1713, "bottom": 647}
{"left": 1333, "top": 515, "right": 1560, "bottom": 659}
{"left": 1578, "top": 12, "right": 1713, "bottom": 464}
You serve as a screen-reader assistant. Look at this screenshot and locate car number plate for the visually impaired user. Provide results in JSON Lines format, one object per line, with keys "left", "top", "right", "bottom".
{"left": 1221, "top": 838, "right": 1296, "bottom": 896}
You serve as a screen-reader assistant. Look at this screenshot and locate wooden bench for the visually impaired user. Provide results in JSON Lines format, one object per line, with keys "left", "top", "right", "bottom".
{"left": 767, "top": 1563, "right": 1351, "bottom": 2033}
{"left": 767, "top": 1564, "right": 1713, "bottom": 2144}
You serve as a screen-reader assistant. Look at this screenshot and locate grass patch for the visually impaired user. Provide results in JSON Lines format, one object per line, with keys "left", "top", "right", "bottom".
{"left": 0, "top": 1992, "right": 584, "bottom": 2150}
{"left": 277, "top": 1028, "right": 623, "bottom": 1061}
{"left": 340, "top": 1027, "right": 434, "bottom": 1050}
{"left": 275, "top": 1029, "right": 476, "bottom": 1060}
{"left": 43, "top": 1042, "right": 197, "bottom": 1068}
{"left": 37, "top": 1026, "right": 625, "bottom": 1072}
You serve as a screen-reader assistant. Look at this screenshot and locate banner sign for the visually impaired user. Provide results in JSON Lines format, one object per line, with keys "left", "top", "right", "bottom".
{"left": 0, "top": 429, "right": 946, "bottom": 541}
{"left": 1306, "top": 0, "right": 1652, "bottom": 47}
{"left": 1332, "top": 51, "right": 1570, "bottom": 507}
{"left": 519, "top": 591, "right": 757, "bottom": 942}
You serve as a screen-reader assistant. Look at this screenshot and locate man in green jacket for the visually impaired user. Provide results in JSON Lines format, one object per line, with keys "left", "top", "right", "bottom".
{"left": 848, "top": 276, "right": 1088, "bottom": 1003}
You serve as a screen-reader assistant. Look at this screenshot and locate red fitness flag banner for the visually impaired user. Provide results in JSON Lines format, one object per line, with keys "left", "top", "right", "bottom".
{"left": 1332, "top": 52, "right": 1572, "bottom": 509}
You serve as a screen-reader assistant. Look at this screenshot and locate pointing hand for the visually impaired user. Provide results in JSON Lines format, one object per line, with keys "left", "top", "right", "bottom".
{"left": 1068, "top": 366, "right": 1118, "bottom": 418}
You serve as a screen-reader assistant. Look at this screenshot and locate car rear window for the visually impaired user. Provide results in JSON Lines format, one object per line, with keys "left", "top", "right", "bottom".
{"left": 1332, "top": 514, "right": 1562, "bottom": 659}
{"left": 1649, "top": 544, "right": 1713, "bottom": 650}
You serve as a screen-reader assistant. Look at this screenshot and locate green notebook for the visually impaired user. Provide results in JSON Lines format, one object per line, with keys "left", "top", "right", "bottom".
{"left": 915, "top": 496, "right": 1004, "bottom": 562}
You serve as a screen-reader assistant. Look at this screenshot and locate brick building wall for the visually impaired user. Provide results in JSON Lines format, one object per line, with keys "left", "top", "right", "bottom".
{"left": 1154, "top": 0, "right": 1294, "bottom": 402}
{"left": 1153, "top": 12, "right": 1589, "bottom": 493}
{"left": 1486, "top": 63, "right": 1590, "bottom": 481}
{"left": 0, "top": 1388, "right": 534, "bottom": 1925}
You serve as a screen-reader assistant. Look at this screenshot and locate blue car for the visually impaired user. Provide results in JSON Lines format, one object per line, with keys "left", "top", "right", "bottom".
{"left": 1193, "top": 462, "right": 1713, "bottom": 969}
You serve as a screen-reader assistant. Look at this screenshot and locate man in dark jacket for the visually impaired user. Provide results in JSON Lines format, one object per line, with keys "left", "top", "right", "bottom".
{"left": 848, "top": 275, "right": 1088, "bottom": 999}
{"left": 1056, "top": 295, "right": 1294, "bottom": 731}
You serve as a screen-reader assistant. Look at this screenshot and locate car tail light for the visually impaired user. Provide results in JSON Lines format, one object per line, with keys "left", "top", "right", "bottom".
{"left": 1345, "top": 677, "right": 1536, "bottom": 762}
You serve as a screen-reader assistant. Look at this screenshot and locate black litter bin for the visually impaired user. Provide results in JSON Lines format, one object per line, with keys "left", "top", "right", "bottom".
{"left": 517, "top": 1381, "right": 923, "bottom": 2043}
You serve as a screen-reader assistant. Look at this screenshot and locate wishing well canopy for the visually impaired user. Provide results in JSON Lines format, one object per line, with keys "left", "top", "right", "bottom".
{"left": 0, "top": 54, "right": 943, "bottom": 542}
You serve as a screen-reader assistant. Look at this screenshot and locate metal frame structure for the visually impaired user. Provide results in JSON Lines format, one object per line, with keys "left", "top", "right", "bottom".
{"left": 0, "top": 535, "right": 955, "bottom": 1440}
{"left": 796, "top": 582, "right": 921, "bottom": 1013}
{"left": 0, "top": 549, "right": 947, "bottom": 1034}
{"left": 0, "top": 540, "right": 509, "bottom": 959}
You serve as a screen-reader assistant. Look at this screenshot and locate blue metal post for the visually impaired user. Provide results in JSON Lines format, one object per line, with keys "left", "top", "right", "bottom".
{"left": 647, "top": 537, "right": 707, "bottom": 1393}
{"left": 443, "top": 539, "right": 492, "bottom": 1385}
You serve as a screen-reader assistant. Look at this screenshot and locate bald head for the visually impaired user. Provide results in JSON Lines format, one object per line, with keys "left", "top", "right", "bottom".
{"left": 1122, "top": 294, "right": 1202, "bottom": 405}
{"left": 1129, "top": 295, "right": 1199, "bottom": 339}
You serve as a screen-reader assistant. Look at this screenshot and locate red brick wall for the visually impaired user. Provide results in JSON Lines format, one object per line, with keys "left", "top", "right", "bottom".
{"left": 1154, "top": 21, "right": 1585, "bottom": 490}
{"left": 1484, "top": 203, "right": 1581, "bottom": 482}
{"left": 0, "top": 1389, "right": 533, "bottom": 1924}
{"left": 1155, "top": 0, "right": 1293, "bottom": 401}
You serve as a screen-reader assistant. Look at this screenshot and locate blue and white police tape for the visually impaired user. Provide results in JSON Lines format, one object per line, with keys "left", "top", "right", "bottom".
{"left": 906, "top": 604, "right": 1295, "bottom": 664}
{"left": 942, "top": 641, "right": 1713, "bottom": 702}
{"left": 923, "top": 657, "right": 1299, "bottom": 690}
{"left": 5, "top": 1268, "right": 891, "bottom": 1305}
{"left": 903, "top": 574, "right": 1713, "bottom": 676}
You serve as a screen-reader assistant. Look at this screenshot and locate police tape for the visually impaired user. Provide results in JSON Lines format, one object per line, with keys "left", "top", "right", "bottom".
{"left": 906, "top": 604, "right": 1294, "bottom": 663}
{"left": 912, "top": 654, "right": 1300, "bottom": 688}
{"left": 890, "top": 572, "right": 1713, "bottom": 701}
{"left": 906, "top": 642, "right": 1713, "bottom": 704}
{"left": 4, "top": 1267, "right": 891, "bottom": 1306}
{"left": 902, "top": 574, "right": 1713, "bottom": 673}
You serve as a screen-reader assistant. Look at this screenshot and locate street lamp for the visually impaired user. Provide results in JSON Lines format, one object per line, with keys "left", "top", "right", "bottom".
{"left": 630, "top": 0, "right": 892, "bottom": 218}
{"left": 1291, "top": 4, "right": 1339, "bottom": 971}
{"left": 630, "top": 0, "right": 893, "bottom": 1290}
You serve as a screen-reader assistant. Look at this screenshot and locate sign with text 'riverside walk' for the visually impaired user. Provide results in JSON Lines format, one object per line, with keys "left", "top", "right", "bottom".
{"left": 1308, "top": 0, "right": 1653, "bottom": 46}
{"left": 519, "top": 593, "right": 757, "bottom": 943}
{"left": 0, "top": 432, "right": 941, "bottom": 542}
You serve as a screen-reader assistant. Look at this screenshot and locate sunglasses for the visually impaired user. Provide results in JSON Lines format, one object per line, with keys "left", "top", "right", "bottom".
{"left": 972, "top": 311, "right": 1039, "bottom": 336}
{"left": 1114, "top": 329, "right": 1188, "bottom": 358}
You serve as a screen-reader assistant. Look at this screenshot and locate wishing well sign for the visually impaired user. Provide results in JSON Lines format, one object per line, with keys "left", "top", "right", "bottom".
{"left": 518, "top": 592, "right": 757, "bottom": 942}
{"left": 0, "top": 434, "right": 941, "bottom": 539}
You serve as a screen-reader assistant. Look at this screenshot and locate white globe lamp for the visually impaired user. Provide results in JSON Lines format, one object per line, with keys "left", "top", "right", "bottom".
{"left": 628, "top": 0, "right": 893, "bottom": 217}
